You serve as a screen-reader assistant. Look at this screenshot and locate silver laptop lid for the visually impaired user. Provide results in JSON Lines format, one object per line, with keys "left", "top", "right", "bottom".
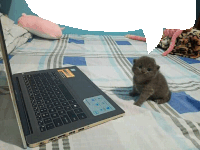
{"left": 0, "top": 18, "right": 27, "bottom": 148}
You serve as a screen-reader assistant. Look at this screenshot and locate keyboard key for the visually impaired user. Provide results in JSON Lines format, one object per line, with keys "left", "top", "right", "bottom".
{"left": 58, "top": 110, "right": 66, "bottom": 116}
{"left": 44, "top": 118, "right": 52, "bottom": 124}
{"left": 31, "top": 99, "right": 37, "bottom": 105}
{"left": 38, "top": 87, "right": 45, "bottom": 91}
{"left": 46, "top": 88, "right": 53, "bottom": 92}
{"left": 46, "top": 104, "right": 54, "bottom": 109}
{"left": 54, "top": 88, "right": 59, "bottom": 91}
{"left": 55, "top": 106, "right": 63, "bottom": 111}
{"left": 37, "top": 83, "right": 43, "bottom": 87}
{"left": 71, "top": 104, "right": 80, "bottom": 109}
{"left": 33, "top": 107, "right": 39, "bottom": 112}
{"left": 35, "top": 96, "right": 42, "bottom": 100}
{"left": 36, "top": 115, "right": 42, "bottom": 120}
{"left": 64, "top": 106, "right": 72, "bottom": 111}
{"left": 38, "top": 104, "right": 46, "bottom": 109}
{"left": 43, "top": 96, "right": 50, "bottom": 101}
{"left": 41, "top": 113, "right": 50, "bottom": 119}
{"left": 38, "top": 120, "right": 44, "bottom": 126}
{"left": 37, "top": 100, "right": 44, "bottom": 105}
{"left": 40, "top": 89, "right": 47, "bottom": 93}
{"left": 74, "top": 108, "right": 83, "bottom": 114}
{"left": 51, "top": 85, "right": 57, "bottom": 88}
{"left": 40, "top": 125, "right": 46, "bottom": 132}
{"left": 35, "top": 111, "right": 40, "bottom": 116}
{"left": 32, "top": 103, "right": 37, "bottom": 108}
{"left": 53, "top": 118, "right": 63, "bottom": 127}
{"left": 68, "top": 100, "right": 77, "bottom": 105}
{"left": 53, "top": 102, "right": 61, "bottom": 107}
{"left": 77, "top": 113, "right": 87, "bottom": 120}
{"left": 40, "top": 108, "right": 48, "bottom": 113}
{"left": 51, "top": 113, "right": 59, "bottom": 119}
{"left": 41, "top": 93, "right": 48, "bottom": 97}
{"left": 33, "top": 89, "right": 39, "bottom": 94}
{"left": 45, "top": 100, "right": 52, "bottom": 105}
{"left": 49, "top": 108, "right": 57, "bottom": 113}
{"left": 54, "top": 90, "right": 62, "bottom": 95}
{"left": 57, "top": 94, "right": 64, "bottom": 98}
{"left": 44, "top": 85, "right": 50, "bottom": 88}
{"left": 61, "top": 102, "right": 69, "bottom": 106}
{"left": 49, "top": 94, "right": 56, "bottom": 98}
{"left": 34, "top": 93, "right": 41, "bottom": 97}
{"left": 59, "top": 98, "right": 66, "bottom": 102}
{"left": 30, "top": 96, "right": 35, "bottom": 101}
{"left": 51, "top": 98, "right": 58, "bottom": 102}
{"left": 32, "top": 86, "right": 38, "bottom": 90}
{"left": 61, "top": 115, "right": 71, "bottom": 124}
{"left": 67, "top": 110, "right": 78, "bottom": 122}
{"left": 46, "top": 123, "right": 55, "bottom": 130}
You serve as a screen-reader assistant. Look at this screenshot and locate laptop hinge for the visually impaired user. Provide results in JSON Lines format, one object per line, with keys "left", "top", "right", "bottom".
{"left": 14, "top": 76, "right": 33, "bottom": 136}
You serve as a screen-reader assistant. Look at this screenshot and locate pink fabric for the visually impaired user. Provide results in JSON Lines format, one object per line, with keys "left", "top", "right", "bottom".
{"left": 125, "top": 35, "right": 146, "bottom": 42}
{"left": 163, "top": 29, "right": 179, "bottom": 38}
{"left": 18, "top": 13, "right": 63, "bottom": 39}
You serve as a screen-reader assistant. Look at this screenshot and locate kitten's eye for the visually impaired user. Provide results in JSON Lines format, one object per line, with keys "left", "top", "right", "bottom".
{"left": 139, "top": 65, "right": 142, "bottom": 69}
{"left": 147, "top": 68, "right": 151, "bottom": 71}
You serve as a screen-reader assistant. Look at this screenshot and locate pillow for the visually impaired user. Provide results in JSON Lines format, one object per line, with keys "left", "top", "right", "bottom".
{"left": 18, "top": 13, "right": 64, "bottom": 39}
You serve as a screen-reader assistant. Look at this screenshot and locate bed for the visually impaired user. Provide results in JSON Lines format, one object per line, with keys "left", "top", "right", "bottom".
{"left": 1, "top": 32, "right": 200, "bottom": 150}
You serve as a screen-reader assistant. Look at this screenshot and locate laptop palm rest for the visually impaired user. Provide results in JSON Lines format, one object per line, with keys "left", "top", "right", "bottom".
{"left": 67, "top": 79, "right": 100, "bottom": 100}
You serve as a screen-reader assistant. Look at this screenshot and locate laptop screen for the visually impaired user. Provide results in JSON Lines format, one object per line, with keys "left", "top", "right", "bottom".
{"left": 0, "top": 18, "right": 27, "bottom": 148}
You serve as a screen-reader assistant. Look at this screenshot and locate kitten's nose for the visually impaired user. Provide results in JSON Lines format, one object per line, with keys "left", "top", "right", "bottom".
{"left": 141, "top": 69, "right": 146, "bottom": 74}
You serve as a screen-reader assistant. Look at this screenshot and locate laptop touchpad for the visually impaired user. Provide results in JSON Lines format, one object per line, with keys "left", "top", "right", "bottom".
{"left": 67, "top": 79, "right": 100, "bottom": 100}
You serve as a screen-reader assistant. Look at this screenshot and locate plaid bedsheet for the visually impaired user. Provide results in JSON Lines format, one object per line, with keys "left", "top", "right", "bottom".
{"left": 1, "top": 34, "right": 200, "bottom": 150}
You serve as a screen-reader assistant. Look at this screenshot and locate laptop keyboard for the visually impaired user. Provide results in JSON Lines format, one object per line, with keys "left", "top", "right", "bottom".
{"left": 23, "top": 72, "right": 87, "bottom": 132}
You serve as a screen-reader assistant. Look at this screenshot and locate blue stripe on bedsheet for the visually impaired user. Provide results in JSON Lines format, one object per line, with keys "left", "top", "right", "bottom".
{"left": 68, "top": 38, "right": 84, "bottom": 44}
{"left": 152, "top": 111, "right": 191, "bottom": 149}
{"left": 38, "top": 40, "right": 57, "bottom": 70}
{"left": 127, "top": 57, "right": 139, "bottom": 64}
{"left": 99, "top": 35, "right": 130, "bottom": 87}
{"left": 168, "top": 91, "right": 200, "bottom": 114}
{"left": 116, "top": 41, "right": 131, "bottom": 45}
{"left": 179, "top": 57, "right": 200, "bottom": 64}
{"left": 63, "top": 57, "right": 86, "bottom": 66}
{"left": 0, "top": 55, "right": 13, "bottom": 64}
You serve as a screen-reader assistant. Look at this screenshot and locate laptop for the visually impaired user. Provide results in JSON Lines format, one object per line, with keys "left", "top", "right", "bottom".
{"left": 0, "top": 19, "right": 125, "bottom": 148}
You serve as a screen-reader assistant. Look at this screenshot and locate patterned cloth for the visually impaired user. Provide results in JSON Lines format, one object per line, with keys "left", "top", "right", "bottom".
{"left": 158, "top": 29, "right": 200, "bottom": 58}
{"left": 1, "top": 34, "right": 200, "bottom": 150}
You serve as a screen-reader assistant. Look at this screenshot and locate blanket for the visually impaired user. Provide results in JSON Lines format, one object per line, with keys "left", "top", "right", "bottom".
{"left": 158, "top": 29, "right": 200, "bottom": 58}
{"left": 0, "top": 34, "right": 200, "bottom": 150}
{"left": 0, "top": 13, "right": 32, "bottom": 59}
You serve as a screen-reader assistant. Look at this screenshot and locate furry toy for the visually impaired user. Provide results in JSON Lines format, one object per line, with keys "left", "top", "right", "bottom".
{"left": 125, "top": 35, "right": 146, "bottom": 42}
{"left": 162, "top": 28, "right": 193, "bottom": 56}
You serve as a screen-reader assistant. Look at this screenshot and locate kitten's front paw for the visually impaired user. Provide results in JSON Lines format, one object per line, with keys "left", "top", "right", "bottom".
{"left": 129, "top": 91, "right": 139, "bottom": 97}
{"left": 134, "top": 102, "right": 141, "bottom": 107}
{"left": 129, "top": 91, "right": 134, "bottom": 97}
{"left": 155, "top": 99, "right": 166, "bottom": 104}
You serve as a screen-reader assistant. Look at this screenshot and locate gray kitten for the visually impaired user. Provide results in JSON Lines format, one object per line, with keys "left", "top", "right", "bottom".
{"left": 129, "top": 56, "right": 171, "bottom": 106}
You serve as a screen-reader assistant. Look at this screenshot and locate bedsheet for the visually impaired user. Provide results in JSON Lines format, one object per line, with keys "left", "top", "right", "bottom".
{"left": 0, "top": 34, "right": 200, "bottom": 150}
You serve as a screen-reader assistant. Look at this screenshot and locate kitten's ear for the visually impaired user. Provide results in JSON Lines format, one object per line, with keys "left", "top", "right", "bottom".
{"left": 133, "top": 59, "right": 137, "bottom": 63}
{"left": 157, "top": 65, "right": 160, "bottom": 70}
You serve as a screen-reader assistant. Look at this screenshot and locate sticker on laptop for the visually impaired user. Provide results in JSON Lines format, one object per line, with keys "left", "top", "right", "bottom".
{"left": 57, "top": 69, "right": 75, "bottom": 78}
{"left": 83, "top": 95, "right": 115, "bottom": 116}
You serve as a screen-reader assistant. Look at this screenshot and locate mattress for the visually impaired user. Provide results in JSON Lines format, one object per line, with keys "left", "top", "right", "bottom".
{"left": 0, "top": 34, "right": 200, "bottom": 150}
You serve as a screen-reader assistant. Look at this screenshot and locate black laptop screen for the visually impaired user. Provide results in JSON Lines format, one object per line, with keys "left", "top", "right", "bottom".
{"left": 0, "top": 19, "right": 15, "bottom": 89}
